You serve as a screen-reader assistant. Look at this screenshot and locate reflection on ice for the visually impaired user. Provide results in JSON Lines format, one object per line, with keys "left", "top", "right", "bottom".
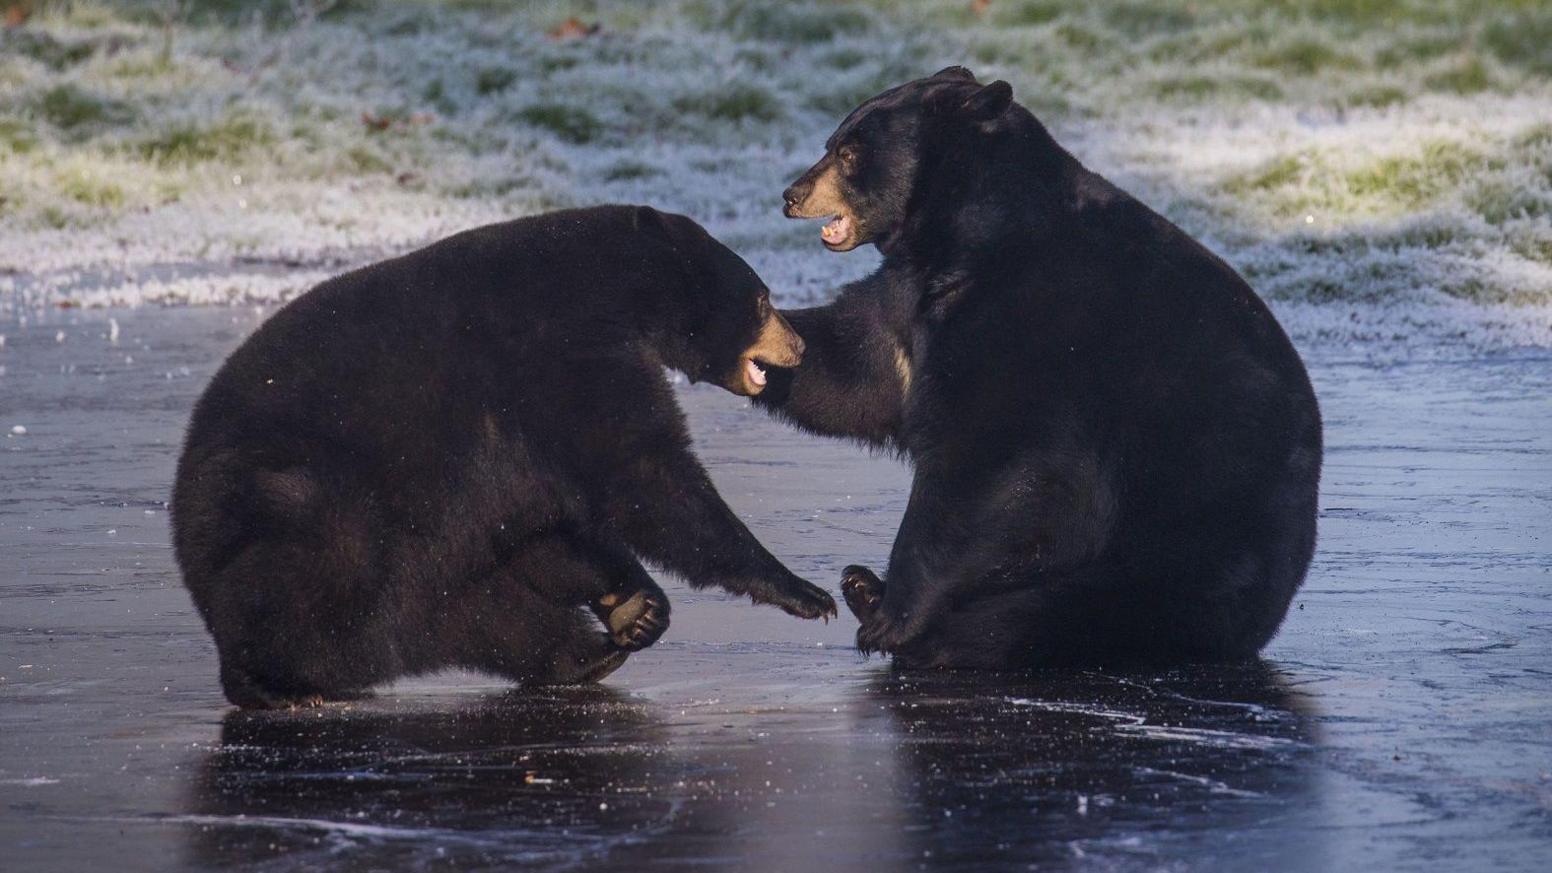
{"left": 863, "top": 663, "right": 1322, "bottom": 871}
{"left": 180, "top": 663, "right": 1319, "bottom": 871}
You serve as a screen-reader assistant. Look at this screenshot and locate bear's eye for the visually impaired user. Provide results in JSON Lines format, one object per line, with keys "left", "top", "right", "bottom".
{"left": 837, "top": 145, "right": 859, "bottom": 168}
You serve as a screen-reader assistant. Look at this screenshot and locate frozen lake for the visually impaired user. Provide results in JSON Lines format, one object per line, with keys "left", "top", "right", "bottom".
{"left": 1, "top": 305, "right": 1549, "bottom": 871}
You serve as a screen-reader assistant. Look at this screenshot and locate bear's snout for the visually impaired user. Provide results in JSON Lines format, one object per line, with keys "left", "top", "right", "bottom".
{"left": 729, "top": 310, "right": 805, "bottom": 396}
{"left": 752, "top": 310, "right": 804, "bottom": 368}
{"left": 782, "top": 181, "right": 810, "bottom": 217}
{"left": 782, "top": 157, "right": 836, "bottom": 219}
{"left": 782, "top": 159, "right": 861, "bottom": 250}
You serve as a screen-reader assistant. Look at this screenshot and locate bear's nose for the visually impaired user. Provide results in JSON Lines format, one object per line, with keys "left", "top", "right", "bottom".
{"left": 781, "top": 185, "right": 805, "bottom": 215}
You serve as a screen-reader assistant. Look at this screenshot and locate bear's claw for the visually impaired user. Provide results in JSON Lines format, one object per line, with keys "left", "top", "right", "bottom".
{"left": 766, "top": 579, "right": 838, "bottom": 621}
{"left": 840, "top": 564, "right": 884, "bottom": 621}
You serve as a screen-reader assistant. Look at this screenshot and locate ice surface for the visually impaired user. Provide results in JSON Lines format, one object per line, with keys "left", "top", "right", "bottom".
{"left": 0, "top": 307, "right": 1549, "bottom": 871}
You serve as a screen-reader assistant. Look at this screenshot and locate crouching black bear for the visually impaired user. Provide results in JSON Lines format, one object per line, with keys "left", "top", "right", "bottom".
{"left": 173, "top": 205, "right": 836, "bottom": 708}
{"left": 757, "top": 68, "right": 1322, "bottom": 669}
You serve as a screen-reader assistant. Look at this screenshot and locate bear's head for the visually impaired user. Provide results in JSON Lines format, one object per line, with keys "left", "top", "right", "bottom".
{"left": 781, "top": 66, "right": 1019, "bottom": 254}
{"left": 634, "top": 206, "right": 804, "bottom": 396}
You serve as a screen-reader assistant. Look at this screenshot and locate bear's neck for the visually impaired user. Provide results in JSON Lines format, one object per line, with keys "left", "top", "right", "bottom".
{"left": 646, "top": 326, "right": 708, "bottom": 382}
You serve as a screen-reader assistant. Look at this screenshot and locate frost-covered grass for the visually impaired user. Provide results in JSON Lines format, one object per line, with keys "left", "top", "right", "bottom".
{"left": 1, "top": 0, "right": 1550, "bottom": 351}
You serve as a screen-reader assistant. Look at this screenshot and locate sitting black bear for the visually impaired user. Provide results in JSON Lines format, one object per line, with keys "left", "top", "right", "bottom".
{"left": 173, "top": 205, "right": 836, "bottom": 708}
{"left": 758, "top": 68, "right": 1323, "bottom": 668}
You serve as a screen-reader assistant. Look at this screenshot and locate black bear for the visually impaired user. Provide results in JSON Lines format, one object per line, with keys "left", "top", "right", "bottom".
{"left": 173, "top": 205, "right": 836, "bottom": 708}
{"left": 759, "top": 68, "right": 1322, "bottom": 668}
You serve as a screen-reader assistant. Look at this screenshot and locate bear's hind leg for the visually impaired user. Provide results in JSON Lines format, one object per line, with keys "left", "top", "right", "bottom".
{"left": 507, "top": 531, "right": 671, "bottom": 652}
{"left": 528, "top": 609, "right": 631, "bottom": 685}
{"left": 213, "top": 634, "right": 391, "bottom": 709}
{"left": 888, "top": 590, "right": 1037, "bottom": 671}
{"left": 197, "top": 539, "right": 402, "bottom": 709}
{"left": 218, "top": 663, "right": 325, "bottom": 710}
{"left": 594, "top": 583, "right": 670, "bottom": 652}
{"left": 891, "top": 567, "right": 1165, "bottom": 670}
{"left": 453, "top": 580, "right": 629, "bottom": 685}
{"left": 584, "top": 540, "right": 670, "bottom": 651}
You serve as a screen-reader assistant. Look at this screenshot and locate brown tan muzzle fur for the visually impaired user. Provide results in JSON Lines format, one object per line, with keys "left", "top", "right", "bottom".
{"left": 732, "top": 309, "right": 804, "bottom": 396}
{"left": 782, "top": 158, "right": 862, "bottom": 251}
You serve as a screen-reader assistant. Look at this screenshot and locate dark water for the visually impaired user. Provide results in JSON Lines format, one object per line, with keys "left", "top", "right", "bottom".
{"left": 1, "top": 306, "right": 1549, "bottom": 871}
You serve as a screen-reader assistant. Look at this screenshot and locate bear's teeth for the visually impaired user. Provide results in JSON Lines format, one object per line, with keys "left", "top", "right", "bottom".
{"left": 746, "top": 359, "right": 767, "bottom": 386}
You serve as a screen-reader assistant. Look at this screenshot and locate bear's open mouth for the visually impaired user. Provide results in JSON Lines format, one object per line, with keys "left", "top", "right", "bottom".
{"left": 745, "top": 358, "right": 768, "bottom": 388}
{"left": 820, "top": 214, "right": 853, "bottom": 247}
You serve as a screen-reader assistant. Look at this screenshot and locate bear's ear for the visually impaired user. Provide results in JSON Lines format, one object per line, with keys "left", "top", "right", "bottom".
{"left": 932, "top": 65, "right": 978, "bottom": 83}
{"left": 634, "top": 205, "right": 693, "bottom": 253}
{"left": 960, "top": 80, "right": 1013, "bottom": 122}
{"left": 633, "top": 205, "right": 669, "bottom": 237}
{"left": 633, "top": 205, "right": 702, "bottom": 279}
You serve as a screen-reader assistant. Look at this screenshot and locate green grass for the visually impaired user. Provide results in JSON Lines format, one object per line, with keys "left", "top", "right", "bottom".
{"left": 1422, "top": 56, "right": 1495, "bottom": 94}
{"left": 55, "top": 166, "right": 125, "bottom": 208}
{"left": 7, "top": 30, "right": 98, "bottom": 70}
{"left": 153, "top": 0, "right": 366, "bottom": 26}
{"left": 514, "top": 103, "right": 603, "bottom": 144}
{"left": 1223, "top": 154, "right": 1309, "bottom": 196}
{"left": 1100, "top": 1, "right": 1197, "bottom": 38}
{"left": 0, "top": 118, "right": 39, "bottom": 153}
{"left": 1220, "top": 133, "right": 1551, "bottom": 233}
{"left": 673, "top": 84, "right": 783, "bottom": 123}
{"left": 4, "top": 0, "right": 1550, "bottom": 314}
{"left": 804, "top": 58, "right": 924, "bottom": 115}
{"left": 1052, "top": 22, "right": 1107, "bottom": 51}
{"left": 1150, "top": 74, "right": 1283, "bottom": 101}
{"left": 1482, "top": 12, "right": 1552, "bottom": 76}
{"left": 992, "top": 1, "right": 1066, "bottom": 27}
{"left": 603, "top": 160, "right": 660, "bottom": 181}
{"left": 1223, "top": 141, "right": 1491, "bottom": 221}
{"left": 136, "top": 113, "right": 274, "bottom": 165}
{"left": 1345, "top": 141, "right": 1486, "bottom": 211}
{"left": 822, "top": 46, "right": 869, "bottom": 70}
{"left": 474, "top": 67, "right": 515, "bottom": 95}
{"left": 1253, "top": 38, "right": 1363, "bottom": 75}
{"left": 1342, "top": 83, "right": 1409, "bottom": 108}
{"left": 34, "top": 84, "right": 134, "bottom": 131}
{"left": 346, "top": 145, "right": 392, "bottom": 173}
{"left": 710, "top": 2, "right": 873, "bottom": 43}
{"left": 1374, "top": 33, "right": 1461, "bottom": 69}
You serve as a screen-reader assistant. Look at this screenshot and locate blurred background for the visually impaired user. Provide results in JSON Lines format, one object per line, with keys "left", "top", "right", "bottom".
{"left": 2, "top": 0, "right": 1549, "bottom": 353}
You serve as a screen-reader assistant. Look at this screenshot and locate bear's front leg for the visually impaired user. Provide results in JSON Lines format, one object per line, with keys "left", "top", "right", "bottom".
{"left": 848, "top": 566, "right": 937, "bottom": 657}
{"left": 854, "top": 602, "right": 920, "bottom": 656}
{"left": 600, "top": 443, "right": 837, "bottom": 621}
{"left": 751, "top": 294, "right": 910, "bottom": 451}
{"left": 504, "top": 531, "right": 674, "bottom": 653}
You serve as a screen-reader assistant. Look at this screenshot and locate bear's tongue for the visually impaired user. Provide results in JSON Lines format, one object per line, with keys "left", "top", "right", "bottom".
{"left": 821, "top": 215, "right": 851, "bottom": 244}
{"left": 746, "top": 358, "right": 767, "bottom": 387}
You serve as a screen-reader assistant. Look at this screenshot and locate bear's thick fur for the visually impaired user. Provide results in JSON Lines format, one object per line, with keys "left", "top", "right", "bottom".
{"left": 760, "top": 68, "right": 1322, "bottom": 668}
{"left": 173, "top": 205, "right": 835, "bottom": 708}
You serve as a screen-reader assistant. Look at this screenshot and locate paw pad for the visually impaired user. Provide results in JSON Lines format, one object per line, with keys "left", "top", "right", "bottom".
{"left": 605, "top": 589, "right": 669, "bottom": 651}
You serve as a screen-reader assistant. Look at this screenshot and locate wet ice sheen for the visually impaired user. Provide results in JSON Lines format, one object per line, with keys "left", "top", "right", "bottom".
{"left": 1, "top": 307, "right": 1550, "bottom": 871}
